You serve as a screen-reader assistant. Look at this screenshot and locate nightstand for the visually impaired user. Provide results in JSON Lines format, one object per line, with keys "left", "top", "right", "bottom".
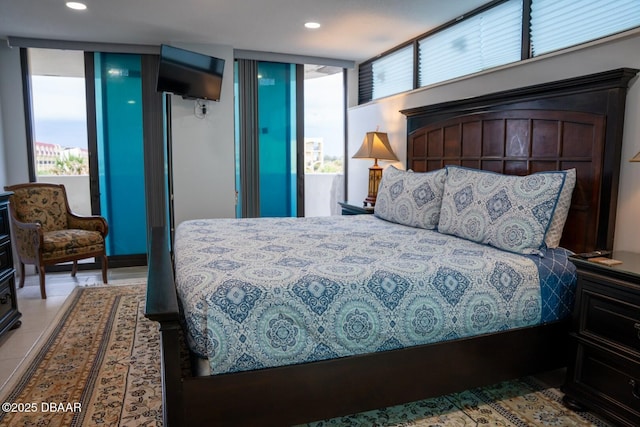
{"left": 563, "top": 251, "right": 640, "bottom": 426}
{"left": 338, "top": 201, "right": 374, "bottom": 215}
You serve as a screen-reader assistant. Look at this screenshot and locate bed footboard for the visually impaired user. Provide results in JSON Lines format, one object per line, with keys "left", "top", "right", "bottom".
{"left": 144, "top": 226, "right": 184, "bottom": 427}
{"left": 181, "top": 321, "right": 568, "bottom": 426}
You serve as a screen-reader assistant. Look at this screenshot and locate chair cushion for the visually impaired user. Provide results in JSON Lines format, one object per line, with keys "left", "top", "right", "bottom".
{"left": 42, "top": 229, "right": 105, "bottom": 260}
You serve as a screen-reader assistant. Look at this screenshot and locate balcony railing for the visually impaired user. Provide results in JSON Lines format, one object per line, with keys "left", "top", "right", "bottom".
{"left": 38, "top": 175, "right": 91, "bottom": 216}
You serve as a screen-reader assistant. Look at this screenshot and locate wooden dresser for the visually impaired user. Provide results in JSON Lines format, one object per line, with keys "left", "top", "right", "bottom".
{"left": 563, "top": 251, "right": 640, "bottom": 426}
{"left": 0, "top": 192, "right": 22, "bottom": 338}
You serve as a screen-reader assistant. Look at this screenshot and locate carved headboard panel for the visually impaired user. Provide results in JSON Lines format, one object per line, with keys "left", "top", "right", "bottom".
{"left": 401, "top": 68, "right": 638, "bottom": 253}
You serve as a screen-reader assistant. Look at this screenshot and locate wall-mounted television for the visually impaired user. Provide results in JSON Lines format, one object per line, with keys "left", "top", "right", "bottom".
{"left": 156, "top": 44, "right": 225, "bottom": 101}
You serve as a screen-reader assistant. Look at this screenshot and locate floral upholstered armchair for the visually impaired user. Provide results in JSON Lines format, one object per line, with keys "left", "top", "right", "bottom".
{"left": 4, "top": 183, "right": 108, "bottom": 299}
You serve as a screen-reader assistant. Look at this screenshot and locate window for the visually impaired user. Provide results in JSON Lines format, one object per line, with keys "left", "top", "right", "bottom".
{"left": 371, "top": 45, "right": 414, "bottom": 100}
{"left": 419, "top": 0, "right": 522, "bottom": 87}
{"left": 530, "top": 0, "right": 640, "bottom": 56}
{"left": 28, "top": 49, "right": 89, "bottom": 179}
{"left": 359, "top": 45, "right": 414, "bottom": 103}
{"left": 357, "top": 0, "right": 640, "bottom": 104}
{"left": 304, "top": 65, "right": 345, "bottom": 217}
{"left": 23, "top": 47, "right": 153, "bottom": 265}
{"left": 235, "top": 61, "right": 347, "bottom": 218}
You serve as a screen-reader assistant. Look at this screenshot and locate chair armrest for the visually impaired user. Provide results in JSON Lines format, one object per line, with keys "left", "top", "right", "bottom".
{"left": 67, "top": 213, "right": 109, "bottom": 237}
{"left": 9, "top": 217, "right": 43, "bottom": 262}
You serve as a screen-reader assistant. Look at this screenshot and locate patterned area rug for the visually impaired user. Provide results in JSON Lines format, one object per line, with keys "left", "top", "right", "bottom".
{"left": 307, "top": 377, "right": 609, "bottom": 426}
{"left": 0, "top": 284, "right": 161, "bottom": 427}
{"left": 0, "top": 283, "right": 610, "bottom": 427}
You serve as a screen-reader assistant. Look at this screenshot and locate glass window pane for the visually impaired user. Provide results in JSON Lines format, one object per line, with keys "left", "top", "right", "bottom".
{"left": 419, "top": 0, "right": 522, "bottom": 87}
{"left": 257, "top": 62, "right": 297, "bottom": 217}
{"left": 304, "top": 65, "right": 345, "bottom": 217}
{"left": 372, "top": 45, "right": 413, "bottom": 99}
{"left": 28, "top": 48, "right": 91, "bottom": 214}
{"left": 531, "top": 0, "right": 640, "bottom": 56}
{"left": 95, "top": 52, "right": 147, "bottom": 256}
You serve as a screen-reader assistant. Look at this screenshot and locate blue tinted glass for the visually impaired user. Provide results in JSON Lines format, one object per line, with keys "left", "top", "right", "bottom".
{"left": 95, "top": 53, "right": 147, "bottom": 255}
{"left": 257, "top": 62, "right": 297, "bottom": 217}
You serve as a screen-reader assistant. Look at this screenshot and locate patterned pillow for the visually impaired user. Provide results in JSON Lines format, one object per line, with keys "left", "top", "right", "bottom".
{"left": 544, "top": 168, "right": 576, "bottom": 248}
{"left": 374, "top": 166, "right": 447, "bottom": 229}
{"left": 438, "top": 166, "right": 566, "bottom": 255}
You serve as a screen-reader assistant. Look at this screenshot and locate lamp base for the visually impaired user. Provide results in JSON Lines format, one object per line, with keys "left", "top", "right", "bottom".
{"left": 363, "top": 164, "right": 383, "bottom": 207}
{"left": 363, "top": 196, "right": 377, "bottom": 207}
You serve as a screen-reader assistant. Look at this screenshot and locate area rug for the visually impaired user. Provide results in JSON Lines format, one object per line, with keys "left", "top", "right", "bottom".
{"left": 0, "top": 283, "right": 162, "bottom": 427}
{"left": 307, "top": 377, "right": 609, "bottom": 426}
{"left": 0, "top": 283, "right": 609, "bottom": 427}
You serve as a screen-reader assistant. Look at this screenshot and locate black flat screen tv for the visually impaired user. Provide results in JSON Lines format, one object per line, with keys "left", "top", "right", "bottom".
{"left": 156, "top": 44, "right": 225, "bottom": 101}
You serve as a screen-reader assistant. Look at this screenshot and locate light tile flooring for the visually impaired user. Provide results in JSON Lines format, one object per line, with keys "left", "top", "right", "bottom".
{"left": 0, "top": 266, "right": 147, "bottom": 392}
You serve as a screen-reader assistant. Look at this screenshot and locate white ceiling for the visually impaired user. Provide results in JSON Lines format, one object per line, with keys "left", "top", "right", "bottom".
{"left": 0, "top": 0, "right": 490, "bottom": 63}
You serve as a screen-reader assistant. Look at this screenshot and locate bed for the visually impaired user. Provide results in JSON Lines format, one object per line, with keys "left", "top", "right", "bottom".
{"left": 177, "top": 214, "right": 576, "bottom": 377}
{"left": 146, "top": 68, "right": 638, "bottom": 426}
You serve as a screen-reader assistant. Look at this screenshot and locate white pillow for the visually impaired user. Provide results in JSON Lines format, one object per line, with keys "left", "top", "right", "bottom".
{"left": 438, "top": 166, "right": 566, "bottom": 255}
{"left": 374, "top": 166, "right": 446, "bottom": 229}
{"left": 544, "top": 168, "right": 576, "bottom": 248}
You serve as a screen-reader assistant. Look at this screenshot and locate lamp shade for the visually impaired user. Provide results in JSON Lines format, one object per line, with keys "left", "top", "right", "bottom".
{"left": 352, "top": 131, "right": 399, "bottom": 161}
{"left": 630, "top": 151, "right": 640, "bottom": 162}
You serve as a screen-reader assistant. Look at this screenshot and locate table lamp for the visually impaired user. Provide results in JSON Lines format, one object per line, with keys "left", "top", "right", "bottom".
{"left": 352, "top": 130, "right": 399, "bottom": 207}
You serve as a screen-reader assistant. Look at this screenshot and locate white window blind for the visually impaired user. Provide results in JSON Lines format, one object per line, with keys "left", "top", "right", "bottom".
{"left": 371, "top": 45, "right": 414, "bottom": 100}
{"left": 530, "top": 0, "right": 640, "bottom": 56}
{"left": 418, "top": 0, "right": 522, "bottom": 87}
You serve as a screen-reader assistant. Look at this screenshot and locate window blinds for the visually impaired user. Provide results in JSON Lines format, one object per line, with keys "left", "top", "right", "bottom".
{"left": 418, "top": 0, "right": 522, "bottom": 87}
{"left": 357, "top": 0, "right": 640, "bottom": 104}
{"left": 371, "top": 45, "right": 414, "bottom": 100}
{"left": 530, "top": 0, "right": 640, "bottom": 56}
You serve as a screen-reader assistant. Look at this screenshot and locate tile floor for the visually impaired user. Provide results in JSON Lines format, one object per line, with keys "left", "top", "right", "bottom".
{"left": 0, "top": 266, "right": 147, "bottom": 391}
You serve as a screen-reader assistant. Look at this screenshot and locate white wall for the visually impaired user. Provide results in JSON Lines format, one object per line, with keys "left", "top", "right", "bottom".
{"left": 347, "top": 31, "right": 640, "bottom": 253}
{"left": 169, "top": 43, "right": 236, "bottom": 227}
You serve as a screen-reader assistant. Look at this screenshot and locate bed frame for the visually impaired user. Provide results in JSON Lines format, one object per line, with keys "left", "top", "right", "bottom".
{"left": 146, "top": 68, "right": 638, "bottom": 426}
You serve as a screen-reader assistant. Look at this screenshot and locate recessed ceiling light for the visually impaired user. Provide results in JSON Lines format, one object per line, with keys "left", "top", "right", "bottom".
{"left": 305, "top": 22, "right": 321, "bottom": 29}
{"left": 66, "top": 2, "right": 87, "bottom": 10}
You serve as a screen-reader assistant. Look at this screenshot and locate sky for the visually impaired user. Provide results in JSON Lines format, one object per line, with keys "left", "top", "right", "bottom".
{"left": 303, "top": 72, "right": 345, "bottom": 158}
{"left": 31, "top": 75, "right": 88, "bottom": 149}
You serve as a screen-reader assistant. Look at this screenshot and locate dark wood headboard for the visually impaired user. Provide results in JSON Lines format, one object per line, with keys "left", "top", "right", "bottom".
{"left": 401, "top": 68, "right": 638, "bottom": 254}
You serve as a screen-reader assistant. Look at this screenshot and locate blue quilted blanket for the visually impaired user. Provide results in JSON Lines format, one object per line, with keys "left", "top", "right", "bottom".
{"left": 174, "top": 215, "right": 576, "bottom": 375}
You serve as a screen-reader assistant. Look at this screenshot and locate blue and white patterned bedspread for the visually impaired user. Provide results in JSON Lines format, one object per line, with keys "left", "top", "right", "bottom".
{"left": 174, "top": 215, "right": 576, "bottom": 375}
